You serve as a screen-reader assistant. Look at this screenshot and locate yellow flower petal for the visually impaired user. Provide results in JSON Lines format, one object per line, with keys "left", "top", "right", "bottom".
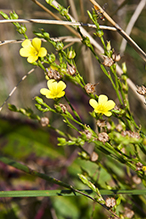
{"left": 27, "top": 55, "right": 38, "bottom": 63}
{"left": 38, "top": 47, "right": 47, "bottom": 57}
{"left": 105, "top": 100, "right": 115, "bottom": 110}
{"left": 19, "top": 48, "right": 30, "bottom": 57}
{"left": 40, "top": 88, "right": 49, "bottom": 95}
{"left": 89, "top": 99, "right": 98, "bottom": 109}
{"left": 47, "top": 79, "right": 55, "bottom": 88}
{"left": 21, "top": 39, "right": 31, "bottom": 47}
{"left": 98, "top": 94, "right": 108, "bottom": 103}
{"left": 104, "top": 111, "right": 112, "bottom": 117}
{"left": 32, "top": 37, "right": 41, "bottom": 51}
{"left": 57, "top": 81, "right": 66, "bottom": 91}
{"left": 56, "top": 91, "right": 65, "bottom": 98}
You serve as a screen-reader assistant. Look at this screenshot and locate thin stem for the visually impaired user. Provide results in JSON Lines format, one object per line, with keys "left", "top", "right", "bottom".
{"left": 64, "top": 95, "right": 82, "bottom": 123}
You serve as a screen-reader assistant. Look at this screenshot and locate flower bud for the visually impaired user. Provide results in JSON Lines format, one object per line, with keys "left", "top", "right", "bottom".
{"left": 112, "top": 53, "right": 121, "bottom": 62}
{"left": 60, "top": 8, "right": 68, "bottom": 16}
{"left": 122, "top": 62, "right": 127, "bottom": 73}
{"left": 43, "top": 32, "right": 50, "bottom": 40}
{"left": 98, "top": 132, "right": 109, "bottom": 143}
{"left": 0, "top": 11, "right": 9, "bottom": 19}
{"left": 67, "top": 50, "right": 76, "bottom": 59}
{"left": 106, "top": 41, "right": 111, "bottom": 51}
{"left": 67, "top": 63, "right": 76, "bottom": 75}
{"left": 136, "top": 85, "right": 146, "bottom": 96}
{"left": 54, "top": 103, "right": 67, "bottom": 113}
{"left": 90, "top": 152, "right": 98, "bottom": 161}
{"left": 85, "top": 83, "right": 96, "bottom": 94}
{"left": 56, "top": 42, "right": 64, "bottom": 51}
{"left": 18, "top": 25, "right": 27, "bottom": 34}
{"left": 57, "top": 137, "right": 67, "bottom": 146}
{"left": 10, "top": 11, "right": 19, "bottom": 19}
{"left": 40, "top": 117, "right": 49, "bottom": 127}
{"left": 102, "top": 55, "right": 114, "bottom": 67}
{"left": 48, "top": 54, "right": 56, "bottom": 63}
{"left": 136, "top": 162, "right": 143, "bottom": 171}
{"left": 124, "top": 207, "right": 134, "bottom": 219}
{"left": 46, "top": 67, "right": 62, "bottom": 80}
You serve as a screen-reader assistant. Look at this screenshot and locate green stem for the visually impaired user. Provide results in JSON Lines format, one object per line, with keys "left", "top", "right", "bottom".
{"left": 64, "top": 95, "right": 82, "bottom": 123}
{"left": 0, "top": 155, "right": 71, "bottom": 189}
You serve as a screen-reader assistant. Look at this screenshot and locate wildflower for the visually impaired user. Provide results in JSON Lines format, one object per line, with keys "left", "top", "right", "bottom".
{"left": 89, "top": 94, "right": 115, "bottom": 117}
{"left": 142, "top": 166, "right": 146, "bottom": 172}
{"left": 19, "top": 38, "right": 47, "bottom": 63}
{"left": 40, "top": 79, "right": 66, "bottom": 99}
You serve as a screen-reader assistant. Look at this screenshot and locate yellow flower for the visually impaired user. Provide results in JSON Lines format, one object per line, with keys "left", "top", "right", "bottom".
{"left": 19, "top": 38, "right": 47, "bottom": 63}
{"left": 40, "top": 79, "right": 66, "bottom": 99}
{"left": 89, "top": 94, "right": 115, "bottom": 117}
{"left": 142, "top": 166, "right": 146, "bottom": 172}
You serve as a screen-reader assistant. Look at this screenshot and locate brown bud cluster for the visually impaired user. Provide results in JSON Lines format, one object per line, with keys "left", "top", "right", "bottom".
{"left": 46, "top": 67, "right": 62, "bottom": 80}
{"left": 98, "top": 132, "right": 109, "bottom": 143}
{"left": 85, "top": 83, "right": 97, "bottom": 94}
{"left": 112, "top": 52, "right": 121, "bottom": 62}
{"left": 121, "top": 130, "right": 140, "bottom": 139}
{"left": 82, "top": 129, "right": 92, "bottom": 140}
{"left": 116, "top": 124, "right": 123, "bottom": 132}
{"left": 96, "top": 119, "right": 111, "bottom": 131}
{"left": 102, "top": 55, "right": 114, "bottom": 67}
{"left": 40, "top": 117, "right": 49, "bottom": 127}
{"left": 135, "top": 162, "right": 143, "bottom": 171}
{"left": 124, "top": 207, "right": 134, "bottom": 219}
{"left": 67, "top": 63, "right": 76, "bottom": 76}
{"left": 136, "top": 85, "right": 146, "bottom": 96}
{"left": 90, "top": 151, "right": 99, "bottom": 162}
{"left": 105, "top": 197, "right": 116, "bottom": 208}
{"left": 59, "top": 103, "right": 67, "bottom": 113}
{"left": 132, "top": 175, "right": 141, "bottom": 184}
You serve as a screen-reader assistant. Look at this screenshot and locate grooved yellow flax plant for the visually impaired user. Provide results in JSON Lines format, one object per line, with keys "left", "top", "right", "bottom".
{"left": 89, "top": 95, "right": 115, "bottom": 117}
{"left": 40, "top": 79, "right": 66, "bottom": 99}
{"left": 19, "top": 38, "right": 47, "bottom": 63}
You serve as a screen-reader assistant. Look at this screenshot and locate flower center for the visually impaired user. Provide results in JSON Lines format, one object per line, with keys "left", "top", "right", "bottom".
{"left": 97, "top": 104, "right": 106, "bottom": 113}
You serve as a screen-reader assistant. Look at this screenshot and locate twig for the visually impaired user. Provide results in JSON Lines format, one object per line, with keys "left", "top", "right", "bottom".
{"left": 0, "top": 67, "right": 36, "bottom": 112}
{"left": 120, "top": 0, "right": 146, "bottom": 54}
{"left": 31, "top": 0, "right": 81, "bottom": 38}
{"left": 0, "top": 18, "right": 116, "bottom": 31}
{"left": 89, "top": 0, "right": 146, "bottom": 62}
